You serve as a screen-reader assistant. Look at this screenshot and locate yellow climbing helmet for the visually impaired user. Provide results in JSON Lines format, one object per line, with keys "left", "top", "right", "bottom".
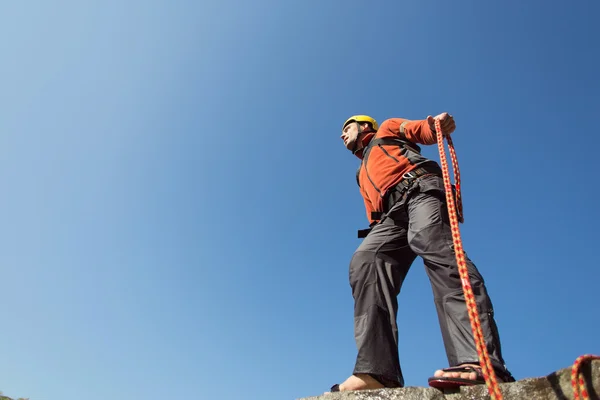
{"left": 342, "top": 115, "right": 379, "bottom": 131}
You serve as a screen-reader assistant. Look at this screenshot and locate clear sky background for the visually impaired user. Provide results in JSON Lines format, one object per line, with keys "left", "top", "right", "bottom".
{"left": 1, "top": 1, "right": 599, "bottom": 399}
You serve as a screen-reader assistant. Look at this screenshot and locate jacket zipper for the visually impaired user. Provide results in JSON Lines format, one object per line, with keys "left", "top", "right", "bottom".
{"left": 378, "top": 144, "right": 400, "bottom": 163}
{"left": 360, "top": 148, "right": 382, "bottom": 196}
{"left": 363, "top": 164, "right": 381, "bottom": 195}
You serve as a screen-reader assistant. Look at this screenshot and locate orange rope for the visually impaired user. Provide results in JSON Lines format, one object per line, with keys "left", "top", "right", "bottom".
{"left": 434, "top": 120, "right": 502, "bottom": 400}
{"left": 445, "top": 135, "right": 464, "bottom": 223}
{"left": 572, "top": 354, "right": 600, "bottom": 400}
{"left": 435, "top": 121, "right": 599, "bottom": 400}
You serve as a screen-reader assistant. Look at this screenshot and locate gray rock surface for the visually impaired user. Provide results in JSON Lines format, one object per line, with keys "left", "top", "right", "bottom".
{"left": 299, "top": 360, "right": 599, "bottom": 400}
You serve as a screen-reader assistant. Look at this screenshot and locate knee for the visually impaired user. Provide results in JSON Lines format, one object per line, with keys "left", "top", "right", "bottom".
{"left": 349, "top": 250, "right": 376, "bottom": 288}
{"left": 407, "top": 223, "right": 453, "bottom": 261}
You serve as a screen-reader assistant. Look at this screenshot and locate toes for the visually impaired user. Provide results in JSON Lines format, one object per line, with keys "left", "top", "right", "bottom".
{"left": 433, "top": 366, "right": 480, "bottom": 380}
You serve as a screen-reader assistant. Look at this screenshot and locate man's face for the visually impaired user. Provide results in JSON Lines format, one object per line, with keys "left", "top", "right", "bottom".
{"left": 341, "top": 122, "right": 360, "bottom": 151}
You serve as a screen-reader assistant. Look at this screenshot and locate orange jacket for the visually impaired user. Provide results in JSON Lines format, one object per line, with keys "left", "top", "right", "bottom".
{"left": 356, "top": 118, "right": 438, "bottom": 224}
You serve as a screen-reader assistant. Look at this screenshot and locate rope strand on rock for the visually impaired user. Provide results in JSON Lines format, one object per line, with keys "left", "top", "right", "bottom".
{"left": 572, "top": 354, "right": 600, "bottom": 400}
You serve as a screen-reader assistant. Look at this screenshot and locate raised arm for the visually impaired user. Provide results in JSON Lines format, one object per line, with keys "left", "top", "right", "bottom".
{"left": 380, "top": 112, "right": 456, "bottom": 145}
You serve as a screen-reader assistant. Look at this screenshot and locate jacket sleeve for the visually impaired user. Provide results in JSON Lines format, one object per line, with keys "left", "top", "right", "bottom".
{"left": 381, "top": 117, "right": 437, "bottom": 145}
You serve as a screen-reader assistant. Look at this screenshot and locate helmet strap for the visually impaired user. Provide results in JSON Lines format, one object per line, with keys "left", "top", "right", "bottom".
{"left": 351, "top": 123, "right": 372, "bottom": 154}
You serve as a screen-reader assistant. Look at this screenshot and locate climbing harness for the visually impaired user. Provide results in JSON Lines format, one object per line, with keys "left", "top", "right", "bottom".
{"left": 436, "top": 120, "right": 599, "bottom": 399}
{"left": 435, "top": 119, "right": 502, "bottom": 399}
{"left": 355, "top": 136, "right": 438, "bottom": 238}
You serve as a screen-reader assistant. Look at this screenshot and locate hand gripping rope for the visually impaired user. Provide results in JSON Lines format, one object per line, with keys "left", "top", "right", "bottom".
{"left": 435, "top": 120, "right": 599, "bottom": 400}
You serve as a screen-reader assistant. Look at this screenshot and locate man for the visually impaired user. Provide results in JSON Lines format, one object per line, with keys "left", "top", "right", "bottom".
{"left": 329, "top": 113, "right": 514, "bottom": 392}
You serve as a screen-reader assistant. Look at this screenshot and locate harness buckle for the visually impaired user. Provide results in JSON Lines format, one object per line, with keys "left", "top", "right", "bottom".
{"left": 402, "top": 171, "right": 417, "bottom": 180}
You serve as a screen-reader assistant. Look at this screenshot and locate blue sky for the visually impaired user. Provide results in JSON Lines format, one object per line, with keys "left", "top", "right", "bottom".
{"left": 1, "top": 1, "right": 598, "bottom": 399}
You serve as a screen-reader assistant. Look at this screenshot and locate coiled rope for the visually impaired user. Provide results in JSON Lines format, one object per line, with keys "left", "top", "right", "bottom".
{"left": 435, "top": 119, "right": 502, "bottom": 399}
{"left": 435, "top": 120, "right": 599, "bottom": 400}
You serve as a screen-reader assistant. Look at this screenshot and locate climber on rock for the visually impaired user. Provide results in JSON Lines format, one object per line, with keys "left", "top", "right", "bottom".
{"left": 329, "top": 113, "right": 515, "bottom": 393}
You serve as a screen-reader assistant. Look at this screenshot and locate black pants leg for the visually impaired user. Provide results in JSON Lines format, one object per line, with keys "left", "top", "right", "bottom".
{"left": 349, "top": 206, "right": 416, "bottom": 387}
{"left": 405, "top": 175, "right": 513, "bottom": 380}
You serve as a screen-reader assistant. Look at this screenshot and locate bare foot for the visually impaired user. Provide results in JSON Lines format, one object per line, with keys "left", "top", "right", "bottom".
{"left": 433, "top": 363, "right": 480, "bottom": 380}
{"left": 324, "top": 373, "right": 385, "bottom": 394}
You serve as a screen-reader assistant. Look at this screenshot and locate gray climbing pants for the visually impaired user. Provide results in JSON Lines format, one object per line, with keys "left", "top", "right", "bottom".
{"left": 350, "top": 174, "right": 512, "bottom": 387}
